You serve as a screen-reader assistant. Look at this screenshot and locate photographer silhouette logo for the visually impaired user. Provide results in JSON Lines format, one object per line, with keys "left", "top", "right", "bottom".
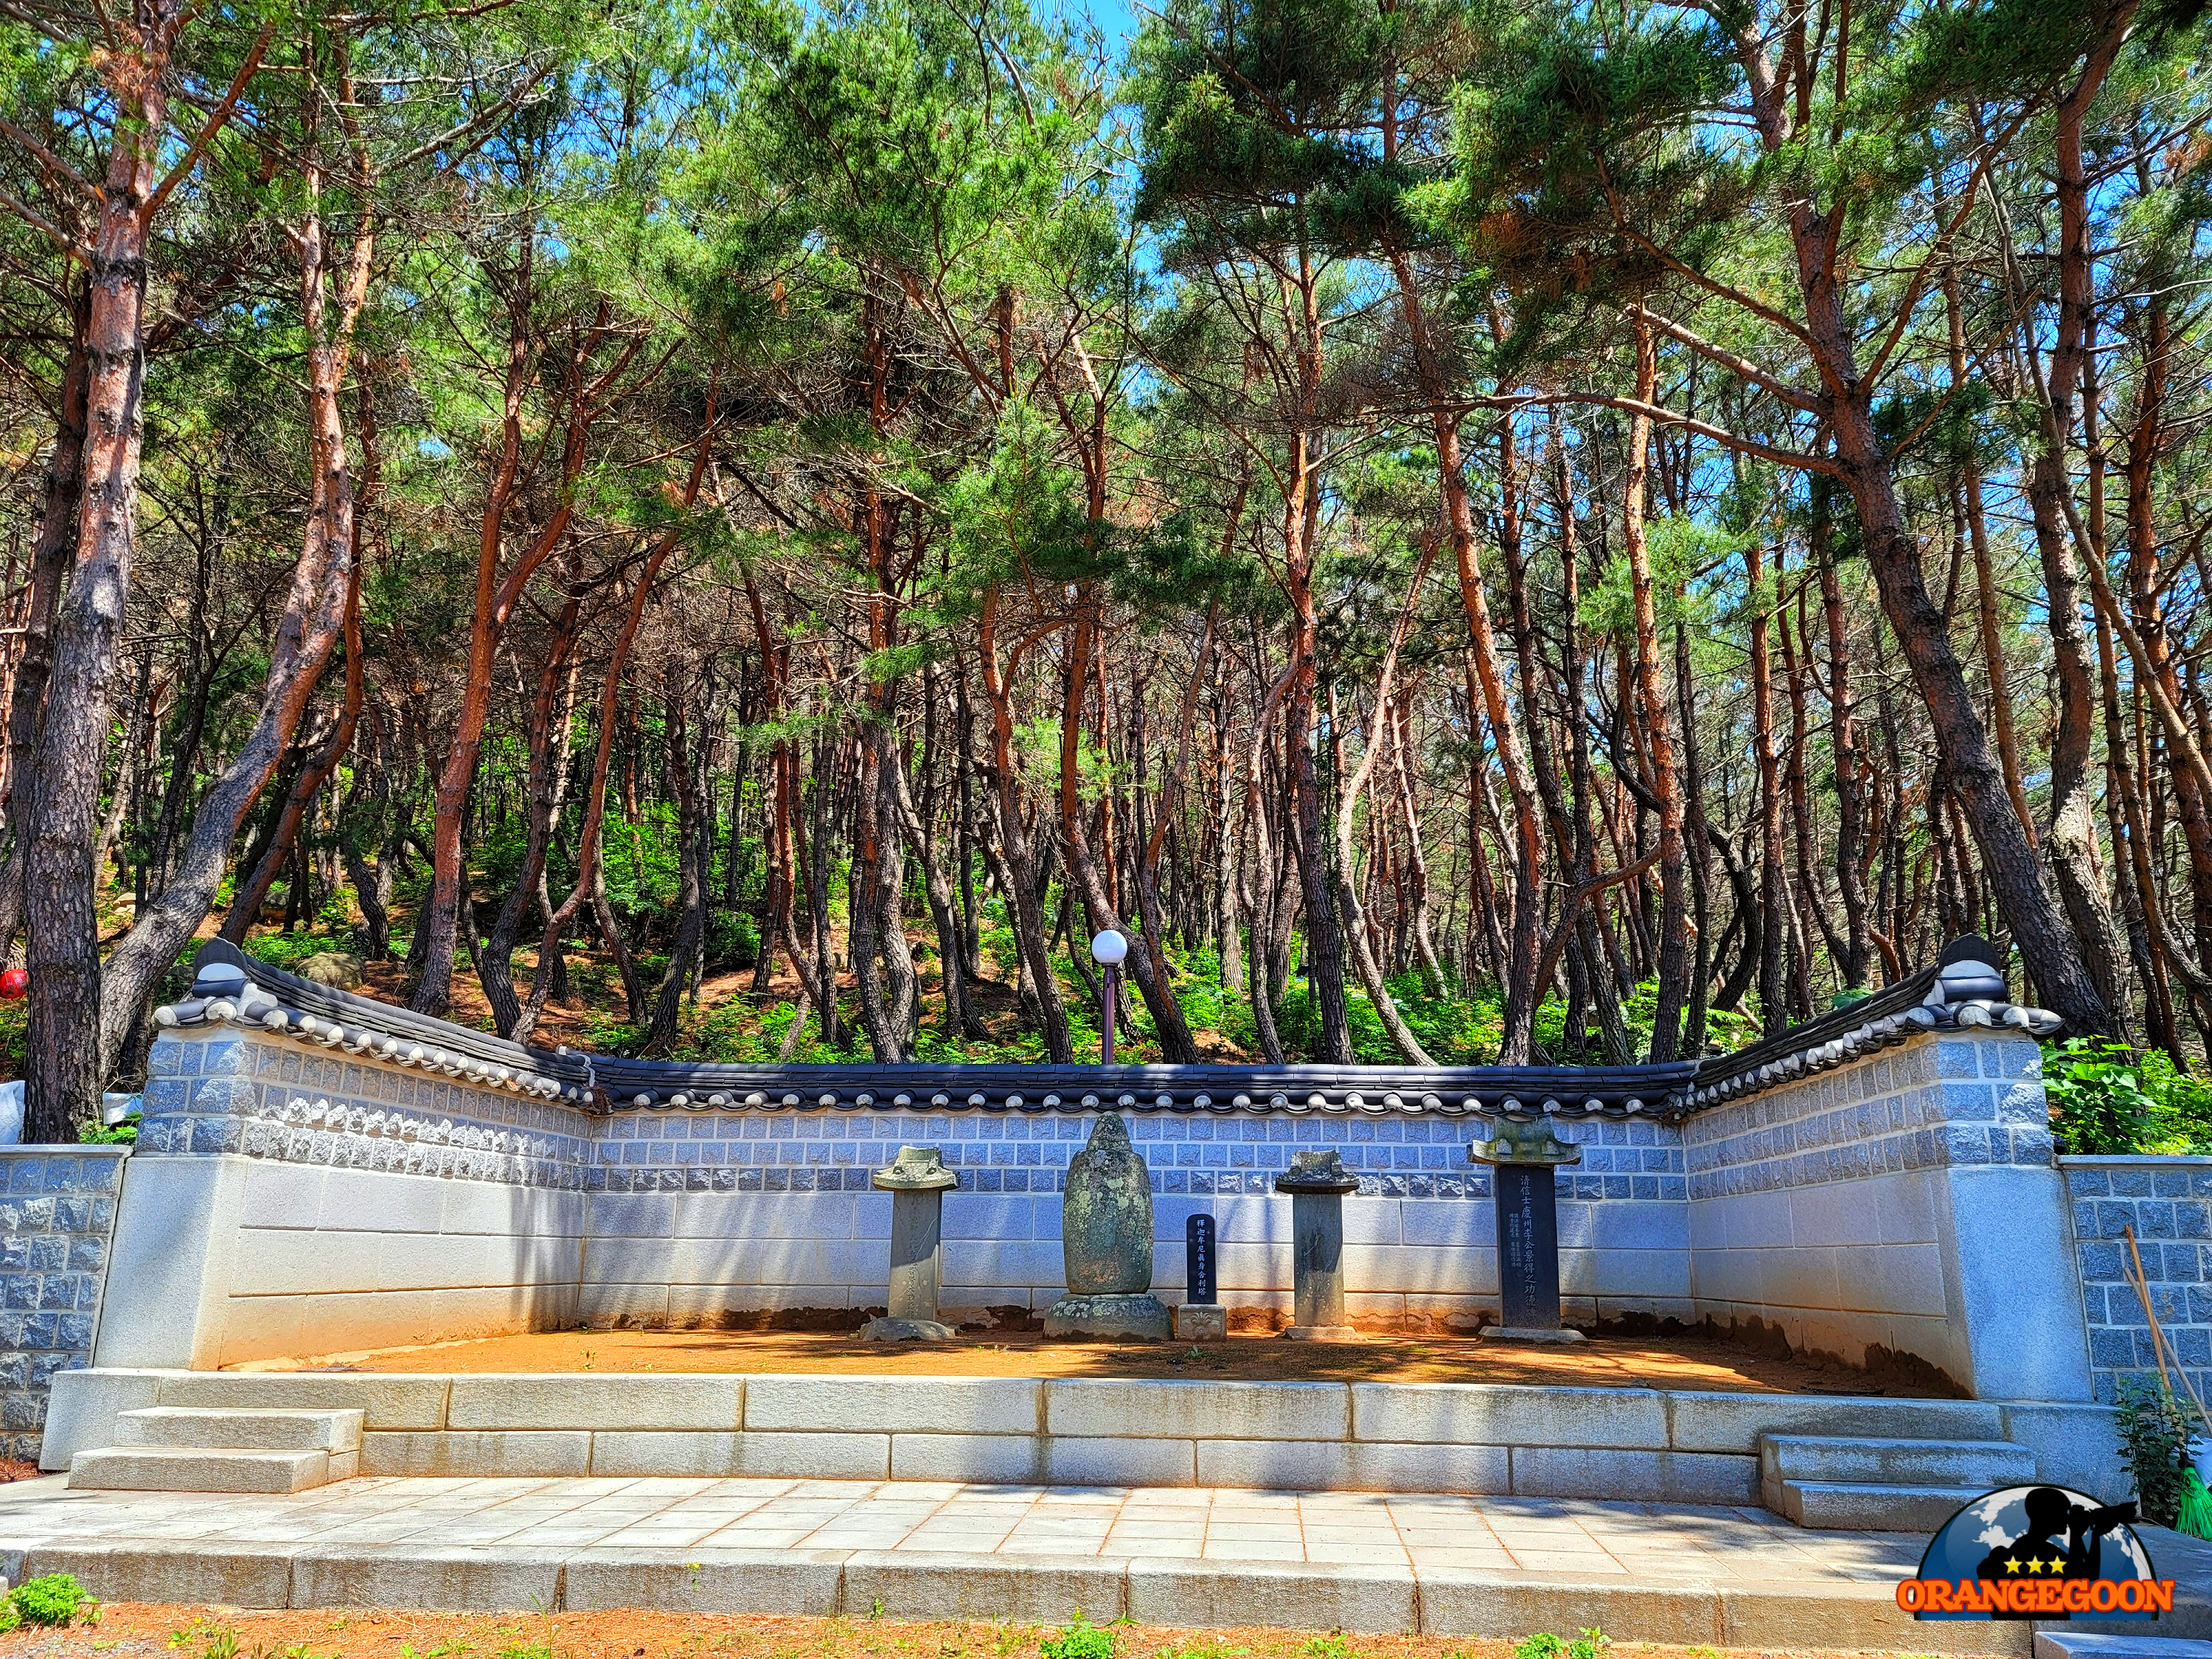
{"left": 1896, "top": 1485, "right": 2173, "bottom": 1621}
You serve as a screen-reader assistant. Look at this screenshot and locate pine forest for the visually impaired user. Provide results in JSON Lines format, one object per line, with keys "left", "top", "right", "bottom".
{"left": 0, "top": 0, "right": 2202, "bottom": 1147}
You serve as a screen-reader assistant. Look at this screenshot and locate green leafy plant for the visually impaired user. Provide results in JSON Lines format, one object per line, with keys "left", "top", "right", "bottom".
{"left": 2046, "top": 1037, "right": 2212, "bottom": 1154}
{"left": 80, "top": 1110, "right": 139, "bottom": 1145}
{"left": 2048, "top": 1038, "right": 2157, "bottom": 1152}
{"left": 1512, "top": 1632, "right": 1607, "bottom": 1659}
{"left": 10, "top": 1571, "right": 94, "bottom": 1627}
{"left": 2116, "top": 1376, "right": 2202, "bottom": 1528}
{"left": 1039, "top": 1618, "right": 1117, "bottom": 1659}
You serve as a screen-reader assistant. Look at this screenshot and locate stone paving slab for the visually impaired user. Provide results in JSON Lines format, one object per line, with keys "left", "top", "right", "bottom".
{"left": 0, "top": 1474, "right": 2202, "bottom": 1652}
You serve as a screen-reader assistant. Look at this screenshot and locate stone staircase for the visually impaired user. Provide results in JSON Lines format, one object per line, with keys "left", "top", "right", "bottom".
{"left": 67, "top": 1406, "right": 362, "bottom": 1494}
{"left": 1759, "top": 1430, "right": 2038, "bottom": 1530}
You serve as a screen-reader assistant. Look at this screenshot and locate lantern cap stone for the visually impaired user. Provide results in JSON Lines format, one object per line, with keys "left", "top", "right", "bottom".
{"left": 1469, "top": 1118, "right": 1583, "bottom": 1166}
{"left": 1274, "top": 1148, "right": 1360, "bottom": 1194}
{"left": 872, "top": 1145, "right": 958, "bottom": 1191}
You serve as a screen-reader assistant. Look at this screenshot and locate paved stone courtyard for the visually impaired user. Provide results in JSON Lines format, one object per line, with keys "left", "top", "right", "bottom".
{"left": 0, "top": 1471, "right": 2162, "bottom": 1652}
{"left": 0, "top": 1472, "right": 1918, "bottom": 1574}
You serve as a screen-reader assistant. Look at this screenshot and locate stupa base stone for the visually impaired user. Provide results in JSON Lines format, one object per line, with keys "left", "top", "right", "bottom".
{"left": 1282, "top": 1324, "right": 1359, "bottom": 1342}
{"left": 1043, "top": 1293, "right": 1171, "bottom": 1341}
{"left": 1480, "top": 1324, "right": 1587, "bottom": 1345}
{"left": 1174, "top": 1303, "right": 1227, "bottom": 1342}
{"left": 861, "top": 1317, "right": 956, "bottom": 1342}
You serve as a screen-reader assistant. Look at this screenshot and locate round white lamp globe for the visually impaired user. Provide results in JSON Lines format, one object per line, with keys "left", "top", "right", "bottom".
{"left": 1090, "top": 928, "right": 1130, "bottom": 966}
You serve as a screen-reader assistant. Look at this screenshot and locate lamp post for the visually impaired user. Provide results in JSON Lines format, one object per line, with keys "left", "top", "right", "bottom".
{"left": 1090, "top": 928, "right": 1128, "bottom": 1065}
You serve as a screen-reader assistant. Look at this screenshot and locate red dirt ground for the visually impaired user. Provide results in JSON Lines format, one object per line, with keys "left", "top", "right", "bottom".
{"left": 241, "top": 1326, "right": 1943, "bottom": 1397}
{"left": 0, "top": 1604, "right": 1949, "bottom": 1659}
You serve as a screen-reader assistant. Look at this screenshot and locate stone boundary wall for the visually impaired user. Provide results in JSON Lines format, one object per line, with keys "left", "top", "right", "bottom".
{"left": 85, "top": 1016, "right": 2086, "bottom": 1402}
{"left": 0, "top": 1147, "right": 128, "bottom": 1462}
{"left": 1681, "top": 1031, "right": 2090, "bottom": 1399}
{"left": 2061, "top": 1154, "right": 2212, "bottom": 1406}
{"left": 42, "top": 1367, "right": 2120, "bottom": 1500}
{"left": 585, "top": 1108, "right": 1688, "bottom": 1332}
{"left": 111, "top": 1028, "right": 1692, "bottom": 1363}
{"left": 97, "top": 1029, "right": 589, "bottom": 1369}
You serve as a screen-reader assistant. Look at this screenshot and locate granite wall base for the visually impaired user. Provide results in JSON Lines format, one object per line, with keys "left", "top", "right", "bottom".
{"left": 0, "top": 1147, "right": 128, "bottom": 1461}
{"left": 80, "top": 1022, "right": 2088, "bottom": 1403}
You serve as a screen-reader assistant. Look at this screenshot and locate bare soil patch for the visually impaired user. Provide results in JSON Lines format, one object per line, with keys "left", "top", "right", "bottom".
{"left": 234, "top": 1326, "right": 1935, "bottom": 1396}
{"left": 0, "top": 1604, "right": 1944, "bottom": 1659}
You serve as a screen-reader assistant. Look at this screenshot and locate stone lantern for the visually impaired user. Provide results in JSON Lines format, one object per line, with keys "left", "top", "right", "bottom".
{"left": 863, "top": 1146, "right": 959, "bottom": 1341}
{"left": 1274, "top": 1149, "right": 1360, "bottom": 1340}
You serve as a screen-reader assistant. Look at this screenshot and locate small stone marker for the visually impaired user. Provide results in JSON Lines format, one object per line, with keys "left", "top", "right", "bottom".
{"left": 1468, "top": 1118, "right": 1585, "bottom": 1344}
{"left": 1045, "top": 1113, "right": 1172, "bottom": 1340}
{"left": 1273, "top": 1149, "right": 1360, "bottom": 1341}
{"left": 1175, "top": 1213, "right": 1225, "bottom": 1341}
{"left": 863, "top": 1145, "right": 959, "bottom": 1341}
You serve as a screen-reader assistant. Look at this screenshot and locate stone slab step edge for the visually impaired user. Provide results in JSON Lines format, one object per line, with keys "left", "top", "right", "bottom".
{"left": 0, "top": 1538, "right": 2100, "bottom": 1647}
{"left": 114, "top": 1407, "right": 363, "bottom": 1454}
{"left": 1759, "top": 1433, "right": 2037, "bottom": 1487}
{"left": 2034, "top": 1632, "right": 2212, "bottom": 1658}
{"left": 1770, "top": 1478, "right": 1989, "bottom": 1531}
{"left": 66, "top": 1446, "right": 354, "bottom": 1495}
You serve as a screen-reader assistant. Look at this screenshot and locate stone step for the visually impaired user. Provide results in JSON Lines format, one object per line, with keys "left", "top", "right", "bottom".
{"left": 1759, "top": 1432, "right": 2037, "bottom": 1489}
{"left": 114, "top": 1406, "right": 363, "bottom": 1454}
{"left": 66, "top": 1445, "right": 353, "bottom": 1495}
{"left": 1771, "top": 1478, "right": 1989, "bottom": 1531}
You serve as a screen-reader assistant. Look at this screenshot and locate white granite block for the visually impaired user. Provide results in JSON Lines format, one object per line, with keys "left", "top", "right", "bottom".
{"left": 1350, "top": 1383, "right": 1666, "bottom": 1449}
{"left": 1590, "top": 1201, "right": 1690, "bottom": 1251}
{"left": 745, "top": 1375, "right": 1043, "bottom": 1434}
{"left": 943, "top": 1239, "right": 1061, "bottom": 1287}
{"left": 942, "top": 1194, "right": 1037, "bottom": 1239}
{"left": 1400, "top": 1203, "right": 1492, "bottom": 1249}
{"left": 1345, "top": 1244, "right": 1488, "bottom": 1296}
{"left": 449, "top": 1373, "right": 741, "bottom": 1430}
{"left": 1046, "top": 1379, "right": 1347, "bottom": 1441}
{"left": 237, "top": 1161, "right": 325, "bottom": 1230}
{"left": 585, "top": 1192, "right": 678, "bottom": 1238}
{"left": 319, "top": 1166, "right": 445, "bottom": 1234}
{"left": 1216, "top": 1240, "right": 1293, "bottom": 1290}
{"left": 671, "top": 1191, "right": 859, "bottom": 1241}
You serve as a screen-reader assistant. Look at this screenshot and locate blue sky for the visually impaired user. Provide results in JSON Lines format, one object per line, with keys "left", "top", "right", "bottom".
{"left": 1046, "top": 0, "right": 1142, "bottom": 55}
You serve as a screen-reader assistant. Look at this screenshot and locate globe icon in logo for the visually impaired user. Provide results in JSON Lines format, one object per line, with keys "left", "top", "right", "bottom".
{"left": 1914, "top": 1485, "right": 2157, "bottom": 1622}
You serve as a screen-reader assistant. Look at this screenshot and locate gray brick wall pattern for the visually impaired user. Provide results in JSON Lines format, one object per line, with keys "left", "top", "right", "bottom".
{"left": 2064, "top": 1156, "right": 2212, "bottom": 1406}
{"left": 0, "top": 1147, "right": 126, "bottom": 1461}
{"left": 1682, "top": 1036, "right": 2053, "bottom": 1199}
{"left": 139, "top": 1029, "right": 1682, "bottom": 1206}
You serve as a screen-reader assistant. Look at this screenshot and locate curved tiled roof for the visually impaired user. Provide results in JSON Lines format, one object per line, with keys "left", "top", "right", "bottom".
{"left": 1667, "top": 936, "right": 2062, "bottom": 1117}
{"left": 154, "top": 933, "right": 2059, "bottom": 1122}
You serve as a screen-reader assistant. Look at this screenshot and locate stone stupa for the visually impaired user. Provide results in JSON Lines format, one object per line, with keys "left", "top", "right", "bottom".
{"left": 1043, "top": 1113, "right": 1172, "bottom": 1340}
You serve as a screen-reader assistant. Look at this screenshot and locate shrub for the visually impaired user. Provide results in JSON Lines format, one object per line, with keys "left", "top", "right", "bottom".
{"left": 10, "top": 1571, "right": 93, "bottom": 1627}
{"left": 2116, "top": 1376, "right": 2202, "bottom": 1528}
{"left": 78, "top": 1112, "right": 139, "bottom": 1145}
{"left": 1040, "top": 1617, "right": 1118, "bottom": 1659}
{"left": 1511, "top": 1633, "right": 1607, "bottom": 1659}
{"left": 2046, "top": 1037, "right": 2212, "bottom": 1154}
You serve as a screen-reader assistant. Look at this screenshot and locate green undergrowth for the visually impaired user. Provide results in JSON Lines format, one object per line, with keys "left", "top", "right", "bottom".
{"left": 1, "top": 1571, "right": 95, "bottom": 1631}
{"left": 2045, "top": 1036, "right": 2212, "bottom": 1154}
{"left": 1509, "top": 1632, "right": 1608, "bottom": 1659}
